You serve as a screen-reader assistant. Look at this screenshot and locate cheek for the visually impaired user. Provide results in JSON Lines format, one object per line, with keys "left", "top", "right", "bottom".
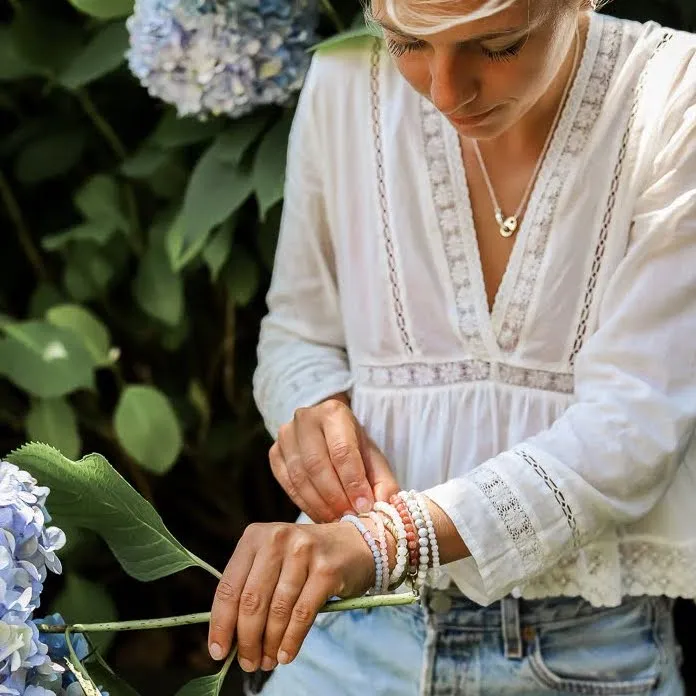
{"left": 392, "top": 56, "right": 431, "bottom": 96}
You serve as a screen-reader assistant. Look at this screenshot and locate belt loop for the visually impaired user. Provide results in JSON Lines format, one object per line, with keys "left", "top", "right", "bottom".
{"left": 501, "top": 596, "right": 523, "bottom": 660}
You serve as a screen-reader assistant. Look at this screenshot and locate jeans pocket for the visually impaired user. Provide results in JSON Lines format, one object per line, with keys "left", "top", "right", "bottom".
{"left": 527, "top": 601, "right": 661, "bottom": 695}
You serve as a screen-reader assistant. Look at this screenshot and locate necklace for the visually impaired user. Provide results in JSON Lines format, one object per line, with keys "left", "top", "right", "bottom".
{"left": 472, "top": 23, "right": 581, "bottom": 238}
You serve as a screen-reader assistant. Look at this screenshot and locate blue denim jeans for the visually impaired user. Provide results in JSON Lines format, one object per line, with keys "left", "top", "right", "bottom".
{"left": 254, "top": 586, "right": 684, "bottom": 696}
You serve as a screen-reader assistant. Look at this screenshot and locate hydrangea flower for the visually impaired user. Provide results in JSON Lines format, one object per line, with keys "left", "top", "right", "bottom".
{"left": 127, "top": 0, "right": 319, "bottom": 118}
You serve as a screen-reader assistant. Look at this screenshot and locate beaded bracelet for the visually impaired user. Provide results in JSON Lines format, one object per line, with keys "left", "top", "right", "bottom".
{"left": 400, "top": 491, "right": 430, "bottom": 590}
{"left": 373, "top": 502, "right": 409, "bottom": 589}
{"left": 367, "top": 511, "right": 390, "bottom": 593}
{"left": 341, "top": 514, "right": 383, "bottom": 594}
{"left": 414, "top": 491, "right": 441, "bottom": 584}
{"left": 389, "top": 494, "right": 419, "bottom": 575}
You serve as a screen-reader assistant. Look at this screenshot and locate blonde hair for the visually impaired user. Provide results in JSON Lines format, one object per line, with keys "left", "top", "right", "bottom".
{"left": 365, "top": 0, "right": 611, "bottom": 36}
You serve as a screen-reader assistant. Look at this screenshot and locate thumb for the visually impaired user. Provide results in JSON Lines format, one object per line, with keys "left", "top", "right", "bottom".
{"left": 361, "top": 435, "right": 400, "bottom": 503}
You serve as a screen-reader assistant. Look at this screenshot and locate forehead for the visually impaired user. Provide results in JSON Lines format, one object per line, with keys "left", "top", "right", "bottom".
{"left": 370, "top": 0, "right": 556, "bottom": 35}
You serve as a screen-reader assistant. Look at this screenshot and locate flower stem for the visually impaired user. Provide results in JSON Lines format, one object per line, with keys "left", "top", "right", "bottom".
{"left": 36, "top": 592, "right": 419, "bottom": 634}
{"left": 319, "top": 0, "right": 345, "bottom": 32}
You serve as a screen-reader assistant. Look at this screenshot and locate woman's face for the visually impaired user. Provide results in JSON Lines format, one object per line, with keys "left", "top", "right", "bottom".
{"left": 370, "top": 0, "right": 583, "bottom": 139}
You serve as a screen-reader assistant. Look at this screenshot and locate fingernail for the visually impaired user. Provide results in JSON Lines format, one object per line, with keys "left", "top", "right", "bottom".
{"left": 355, "top": 497, "right": 371, "bottom": 514}
{"left": 209, "top": 643, "right": 224, "bottom": 661}
{"left": 261, "top": 656, "right": 277, "bottom": 671}
{"left": 277, "top": 649, "right": 291, "bottom": 665}
{"left": 239, "top": 657, "right": 255, "bottom": 672}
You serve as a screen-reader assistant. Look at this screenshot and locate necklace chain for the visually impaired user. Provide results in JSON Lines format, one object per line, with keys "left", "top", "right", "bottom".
{"left": 472, "top": 23, "right": 582, "bottom": 238}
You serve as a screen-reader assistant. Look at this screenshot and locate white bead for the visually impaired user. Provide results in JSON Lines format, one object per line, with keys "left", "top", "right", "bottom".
{"left": 418, "top": 528, "right": 428, "bottom": 538}
{"left": 419, "top": 538, "right": 429, "bottom": 547}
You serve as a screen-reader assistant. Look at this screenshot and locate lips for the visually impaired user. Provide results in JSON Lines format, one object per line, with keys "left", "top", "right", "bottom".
{"left": 449, "top": 106, "right": 498, "bottom": 125}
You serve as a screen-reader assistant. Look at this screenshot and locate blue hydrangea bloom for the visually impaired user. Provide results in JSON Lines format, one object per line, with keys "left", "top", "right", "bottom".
{"left": 126, "top": 0, "right": 319, "bottom": 118}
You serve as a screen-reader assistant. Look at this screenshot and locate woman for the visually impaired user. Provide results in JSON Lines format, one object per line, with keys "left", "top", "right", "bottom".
{"left": 208, "top": 0, "right": 696, "bottom": 693}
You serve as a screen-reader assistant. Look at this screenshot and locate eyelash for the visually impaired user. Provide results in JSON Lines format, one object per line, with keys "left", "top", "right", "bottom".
{"left": 386, "top": 37, "right": 525, "bottom": 62}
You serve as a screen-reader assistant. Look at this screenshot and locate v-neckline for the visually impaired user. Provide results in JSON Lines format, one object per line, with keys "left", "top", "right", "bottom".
{"left": 426, "top": 12, "right": 611, "bottom": 356}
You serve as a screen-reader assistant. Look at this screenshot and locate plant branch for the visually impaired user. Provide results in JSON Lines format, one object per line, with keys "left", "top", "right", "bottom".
{"left": 319, "top": 0, "right": 345, "bottom": 31}
{"left": 36, "top": 592, "right": 420, "bottom": 634}
{"left": 222, "top": 295, "right": 236, "bottom": 408}
{"left": 0, "top": 168, "right": 47, "bottom": 281}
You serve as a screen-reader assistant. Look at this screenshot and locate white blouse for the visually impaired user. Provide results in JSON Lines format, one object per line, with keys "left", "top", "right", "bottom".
{"left": 253, "top": 13, "right": 696, "bottom": 607}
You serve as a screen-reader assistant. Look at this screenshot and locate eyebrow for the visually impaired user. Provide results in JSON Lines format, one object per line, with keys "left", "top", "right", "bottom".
{"left": 372, "top": 17, "right": 530, "bottom": 43}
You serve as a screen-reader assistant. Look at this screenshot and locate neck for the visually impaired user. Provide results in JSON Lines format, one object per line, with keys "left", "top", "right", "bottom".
{"left": 486, "top": 12, "right": 589, "bottom": 157}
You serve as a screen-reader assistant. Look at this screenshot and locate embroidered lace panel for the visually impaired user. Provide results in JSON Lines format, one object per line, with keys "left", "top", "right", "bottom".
{"left": 356, "top": 360, "right": 573, "bottom": 393}
{"left": 569, "top": 31, "right": 675, "bottom": 366}
{"left": 471, "top": 465, "right": 542, "bottom": 575}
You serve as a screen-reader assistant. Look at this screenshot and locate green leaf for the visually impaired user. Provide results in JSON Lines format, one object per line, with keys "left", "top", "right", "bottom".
{"left": 121, "top": 146, "right": 171, "bottom": 179}
{"left": 29, "top": 283, "right": 66, "bottom": 318}
{"left": 46, "top": 304, "right": 112, "bottom": 366}
{"left": 311, "top": 26, "right": 380, "bottom": 53}
{"left": 174, "top": 654, "right": 235, "bottom": 696}
{"left": 134, "top": 245, "right": 184, "bottom": 326}
{"left": 43, "top": 223, "right": 118, "bottom": 251}
{"left": 75, "top": 175, "right": 129, "bottom": 232}
{"left": 0, "top": 321, "right": 96, "bottom": 398}
{"left": 26, "top": 397, "right": 81, "bottom": 460}
{"left": 60, "top": 23, "right": 129, "bottom": 90}
{"left": 202, "top": 221, "right": 234, "bottom": 282}
{"left": 10, "top": 7, "right": 83, "bottom": 76}
{"left": 224, "top": 246, "right": 260, "bottom": 306}
{"left": 257, "top": 203, "right": 282, "bottom": 270}
{"left": 16, "top": 131, "right": 86, "bottom": 185}
{"left": 170, "top": 147, "right": 253, "bottom": 269}
{"left": 68, "top": 0, "right": 134, "bottom": 19}
{"left": 114, "top": 385, "right": 184, "bottom": 475}
{"left": 63, "top": 243, "right": 118, "bottom": 302}
{"left": 0, "top": 27, "right": 36, "bottom": 81}
{"left": 253, "top": 113, "right": 293, "bottom": 219}
{"left": 51, "top": 573, "right": 118, "bottom": 652}
{"left": 7, "top": 442, "right": 216, "bottom": 581}
{"left": 84, "top": 653, "right": 142, "bottom": 696}
{"left": 152, "top": 111, "right": 224, "bottom": 148}
{"left": 211, "top": 113, "right": 271, "bottom": 166}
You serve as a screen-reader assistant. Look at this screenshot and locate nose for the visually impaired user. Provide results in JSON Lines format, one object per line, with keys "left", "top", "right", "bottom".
{"left": 428, "top": 49, "right": 477, "bottom": 116}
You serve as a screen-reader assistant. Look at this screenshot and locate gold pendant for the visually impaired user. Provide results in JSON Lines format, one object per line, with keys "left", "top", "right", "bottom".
{"left": 495, "top": 210, "right": 518, "bottom": 238}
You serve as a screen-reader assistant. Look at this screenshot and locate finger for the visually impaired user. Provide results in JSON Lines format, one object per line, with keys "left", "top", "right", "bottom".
{"left": 322, "top": 415, "right": 374, "bottom": 515}
{"left": 269, "top": 444, "right": 311, "bottom": 515}
{"left": 208, "top": 527, "right": 258, "bottom": 661}
{"left": 261, "top": 546, "right": 310, "bottom": 671}
{"left": 362, "top": 433, "right": 400, "bottom": 503}
{"left": 277, "top": 575, "right": 336, "bottom": 666}
{"left": 280, "top": 425, "right": 337, "bottom": 523}
{"left": 296, "top": 418, "right": 353, "bottom": 520}
{"left": 235, "top": 541, "right": 284, "bottom": 673}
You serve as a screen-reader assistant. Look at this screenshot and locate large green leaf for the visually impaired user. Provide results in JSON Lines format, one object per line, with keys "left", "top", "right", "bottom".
{"left": 211, "top": 113, "right": 271, "bottom": 166}
{"left": 134, "top": 244, "right": 184, "bottom": 326}
{"left": 174, "top": 655, "right": 235, "bottom": 696}
{"left": 68, "top": 0, "right": 134, "bottom": 19}
{"left": 60, "top": 23, "right": 129, "bottom": 90}
{"left": 202, "top": 221, "right": 234, "bottom": 282}
{"left": 0, "top": 321, "right": 96, "bottom": 398}
{"left": 63, "top": 243, "right": 118, "bottom": 302}
{"left": 15, "top": 131, "right": 86, "bottom": 185}
{"left": 121, "top": 146, "right": 171, "bottom": 179}
{"left": 170, "top": 145, "right": 253, "bottom": 269}
{"left": 0, "top": 27, "right": 36, "bottom": 81}
{"left": 51, "top": 573, "right": 118, "bottom": 652}
{"left": 26, "top": 397, "right": 81, "bottom": 460}
{"left": 84, "top": 654, "right": 142, "bottom": 696}
{"left": 46, "top": 304, "right": 112, "bottom": 366}
{"left": 114, "top": 385, "right": 183, "bottom": 475}
{"left": 252, "top": 113, "right": 293, "bottom": 219}
{"left": 43, "top": 223, "right": 118, "bottom": 251}
{"left": 224, "top": 246, "right": 260, "bottom": 307}
{"left": 311, "top": 25, "right": 380, "bottom": 53}
{"left": 75, "top": 175, "right": 129, "bottom": 232}
{"left": 7, "top": 442, "right": 217, "bottom": 581}
{"left": 28, "top": 284, "right": 66, "bottom": 319}
{"left": 152, "top": 111, "right": 224, "bottom": 148}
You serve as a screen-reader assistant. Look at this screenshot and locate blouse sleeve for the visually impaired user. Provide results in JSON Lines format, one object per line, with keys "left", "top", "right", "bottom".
{"left": 424, "top": 44, "right": 696, "bottom": 602}
{"left": 253, "top": 57, "right": 353, "bottom": 438}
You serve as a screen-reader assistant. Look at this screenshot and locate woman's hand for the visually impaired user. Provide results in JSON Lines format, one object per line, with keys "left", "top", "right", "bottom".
{"left": 208, "top": 519, "right": 391, "bottom": 672}
{"left": 270, "top": 395, "right": 400, "bottom": 523}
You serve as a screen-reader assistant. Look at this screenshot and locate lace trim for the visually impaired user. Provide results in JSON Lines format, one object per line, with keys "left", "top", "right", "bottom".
{"left": 471, "top": 466, "right": 542, "bottom": 574}
{"left": 569, "top": 31, "right": 674, "bottom": 366}
{"left": 370, "top": 39, "right": 414, "bottom": 355}
{"left": 356, "top": 360, "right": 573, "bottom": 393}
{"left": 498, "top": 17, "right": 623, "bottom": 352}
{"left": 515, "top": 449, "right": 581, "bottom": 548}
{"left": 516, "top": 539, "right": 696, "bottom": 606}
{"left": 421, "top": 98, "right": 486, "bottom": 355}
